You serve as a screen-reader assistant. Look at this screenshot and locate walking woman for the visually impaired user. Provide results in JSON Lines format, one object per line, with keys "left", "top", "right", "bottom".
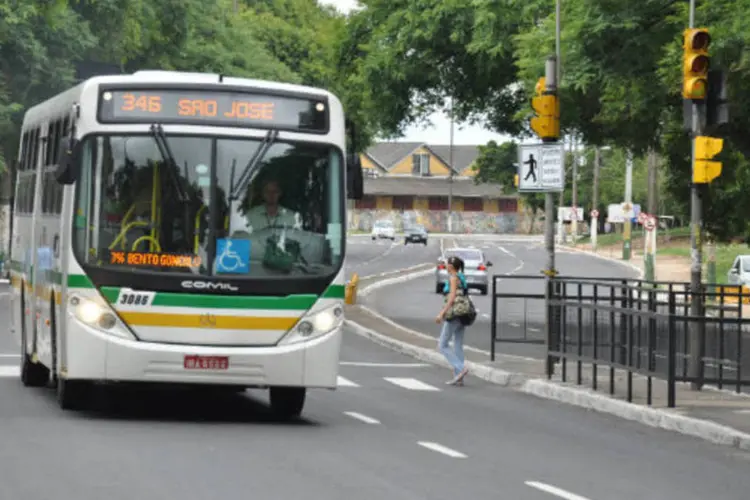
{"left": 435, "top": 255, "right": 470, "bottom": 385}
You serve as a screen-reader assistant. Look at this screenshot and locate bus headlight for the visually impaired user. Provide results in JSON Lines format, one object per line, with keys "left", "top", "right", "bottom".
{"left": 69, "top": 295, "right": 134, "bottom": 340}
{"left": 279, "top": 302, "right": 344, "bottom": 345}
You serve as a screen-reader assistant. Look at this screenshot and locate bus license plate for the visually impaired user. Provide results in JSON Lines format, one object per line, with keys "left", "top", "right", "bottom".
{"left": 184, "top": 355, "right": 229, "bottom": 370}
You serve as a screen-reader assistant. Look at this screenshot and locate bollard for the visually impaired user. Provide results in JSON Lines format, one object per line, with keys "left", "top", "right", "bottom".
{"left": 345, "top": 273, "right": 359, "bottom": 305}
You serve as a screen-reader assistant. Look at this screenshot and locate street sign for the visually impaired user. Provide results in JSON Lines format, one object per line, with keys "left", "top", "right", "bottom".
{"left": 517, "top": 143, "right": 564, "bottom": 192}
{"left": 591, "top": 209, "right": 599, "bottom": 219}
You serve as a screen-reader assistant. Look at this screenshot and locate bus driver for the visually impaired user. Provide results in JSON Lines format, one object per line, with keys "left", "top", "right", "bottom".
{"left": 243, "top": 178, "right": 301, "bottom": 233}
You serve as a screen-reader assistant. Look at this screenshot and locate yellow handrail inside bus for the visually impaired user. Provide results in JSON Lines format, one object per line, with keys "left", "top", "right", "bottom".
{"left": 108, "top": 220, "right": 151, "bottom": 250}
{"left": 149, "top": 162, "right": 161, "bottom": 252}
{"left": 131, "top": 236, "right": 162, "bottom": 253}
{"left": 193, "top": 205, "right": 207, "bottom": 253}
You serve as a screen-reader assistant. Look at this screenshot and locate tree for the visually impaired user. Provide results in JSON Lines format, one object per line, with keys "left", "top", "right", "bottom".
{"left": 472, "top": 140, "right": 545, "bottom": 233}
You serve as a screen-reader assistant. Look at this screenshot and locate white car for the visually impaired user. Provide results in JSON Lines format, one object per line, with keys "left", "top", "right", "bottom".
{"left": 371, "top": 219, "right": 396, "bottom": 240}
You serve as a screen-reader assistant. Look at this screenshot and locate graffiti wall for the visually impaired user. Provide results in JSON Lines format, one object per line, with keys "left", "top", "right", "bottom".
{"left": 348, "top": 209, "right": 543, "bottom": 234}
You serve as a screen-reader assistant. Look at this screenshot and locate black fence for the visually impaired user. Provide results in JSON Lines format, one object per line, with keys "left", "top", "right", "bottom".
{"left": 490, "top": 275, "right": 750, "bottom": 407}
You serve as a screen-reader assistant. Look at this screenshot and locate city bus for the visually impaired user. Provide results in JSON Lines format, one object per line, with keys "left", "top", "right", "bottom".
{"left": 8, "top": 70, "right": 363, "bottom": 417}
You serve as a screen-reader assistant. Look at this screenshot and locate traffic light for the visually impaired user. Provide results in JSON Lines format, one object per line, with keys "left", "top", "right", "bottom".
{"left": 683, "top": 28, "right": 710, "bottom": 100}
{"left": 530, "top": 76, "right": 560, "bottom": 142}
{"left": 693, "top": 135, "right": 723, "bottom": 183}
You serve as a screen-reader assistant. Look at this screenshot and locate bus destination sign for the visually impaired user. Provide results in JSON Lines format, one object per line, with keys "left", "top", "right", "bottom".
{"left": 109, "top": 250, "right": 202, "bottom": 269}
{"left": 98, "top": 89, "right": 328, "bottom": 132}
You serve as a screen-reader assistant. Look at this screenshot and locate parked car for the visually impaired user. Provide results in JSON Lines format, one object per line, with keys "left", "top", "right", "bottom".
{"left": 727, "top": 255, "right": 750, "bottom": 287}
{"left": 404, "top": 224, "right": 428, "bottom": 245}
{"left": 371, "top": 219, "right": 396, "bottom": 240}
{"left": 434, "top": 247, "right": 492, "bottom": 295}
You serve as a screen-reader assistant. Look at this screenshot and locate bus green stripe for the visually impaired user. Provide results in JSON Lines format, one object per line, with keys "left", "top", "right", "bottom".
{"left": 9, "top": 259, "right": 345, "bottom": 307}
{"left": 99, "top": 283, "right": 345, "bottom": 310}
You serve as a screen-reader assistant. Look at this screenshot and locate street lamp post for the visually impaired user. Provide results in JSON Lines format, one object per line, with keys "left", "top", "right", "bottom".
{"left": 448, "top": 95, "right": 454, "bottom": 233}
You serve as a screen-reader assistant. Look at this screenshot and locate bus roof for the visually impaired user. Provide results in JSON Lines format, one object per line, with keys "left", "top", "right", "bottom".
{"left": 21, "top": 70, "right": 340, "bottom": 126}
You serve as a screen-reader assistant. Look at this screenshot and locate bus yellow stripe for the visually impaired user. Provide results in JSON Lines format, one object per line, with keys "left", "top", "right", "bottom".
{"left": 117, "top": 312, "right": 299, "bottom": 330}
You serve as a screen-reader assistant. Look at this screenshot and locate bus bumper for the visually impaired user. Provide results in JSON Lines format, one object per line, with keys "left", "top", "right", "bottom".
{"left": 68, "top": 324, "right": 343, "bottom": 389}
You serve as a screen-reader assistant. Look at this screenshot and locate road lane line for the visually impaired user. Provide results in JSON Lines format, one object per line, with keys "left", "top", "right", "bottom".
{"left": 510, "top": 322, "right": 521, "bottom": 327}
{"left": 0, "top": 366, "right": 19, "bottom": 377}
{"left": 340, "top": 361, "right": 429, "bottom": 367}
{"left": 525, "top": 481, "right": 591, "bottom": 500}
{"left": 337, "top": 376, "right": 360, "bottom": 387}
{"left": 343, "top": 411, "right": 381, "bottom": 424}
{"left": 0, "top": 354, "right": 19, "bottom": 358}
{"left": 383, "top": 377, "right": 440, "bottom": 391}
{"left": 734, "top": 409, "right": 750, "bottom": 414}
{"left": 417, "top": 441, "right": 467, "bottom": 458}
{"left": 529, "top": 327, "right": 541, "bottom": 333}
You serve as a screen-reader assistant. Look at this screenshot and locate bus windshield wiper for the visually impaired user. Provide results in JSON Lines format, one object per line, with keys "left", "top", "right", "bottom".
{"left": 230, "top": 129, "right": 279, "bottom": 201}
{"left": 150, "top": 124, "right": 188, "bottom": 203}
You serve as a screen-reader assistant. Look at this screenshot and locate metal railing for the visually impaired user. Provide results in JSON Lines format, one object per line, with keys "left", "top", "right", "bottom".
{"left": 545, "top": 278, "right": 750, "bottom": 407}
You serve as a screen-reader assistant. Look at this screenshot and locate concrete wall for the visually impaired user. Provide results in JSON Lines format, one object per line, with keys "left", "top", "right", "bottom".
{"left": 347, "top": 209, "right": 546, "bottom": 234}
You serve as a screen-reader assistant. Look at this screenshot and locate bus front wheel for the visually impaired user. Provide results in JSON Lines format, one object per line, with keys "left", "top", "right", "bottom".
{"left": 269, "top": 387, "right": 305, "bottom": 419}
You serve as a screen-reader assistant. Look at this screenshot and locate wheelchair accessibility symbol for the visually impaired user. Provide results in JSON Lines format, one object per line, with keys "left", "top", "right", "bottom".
{"left": 216, "top": 238, "right": 250, "bottom": 274}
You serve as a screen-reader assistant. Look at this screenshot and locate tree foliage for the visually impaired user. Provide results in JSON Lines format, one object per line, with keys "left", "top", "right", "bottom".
{"left": 343, "top": 0, "right": 750, "bottom": 242}
{"left": 0, "top": 0, "right": 377, "bottom": 175}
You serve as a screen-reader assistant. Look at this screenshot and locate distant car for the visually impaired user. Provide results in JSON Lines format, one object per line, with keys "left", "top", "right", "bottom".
{"left": 404, "top": 224, "right": 428, "bottom": 245}
{"left": 727, "top": 255, "right": 750, "bottom": 287}
{"left": 371, "top": 219, "right": 396, "bottom": 240}
{"left": 434, "top": 247, "right": 492, "bottom": 295}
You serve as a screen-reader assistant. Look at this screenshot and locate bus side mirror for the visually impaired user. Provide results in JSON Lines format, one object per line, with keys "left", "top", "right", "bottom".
{"left": 55, "top": 137, "right": 80, "bottom": 185}
{"left": 346, "top": 153, "right": 364, "bottom": 200}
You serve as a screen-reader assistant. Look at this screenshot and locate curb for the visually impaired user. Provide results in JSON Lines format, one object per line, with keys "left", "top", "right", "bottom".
{"left": 347, "top": 317, "right": 750, "bottom": 451}
{"left": 345, "top": 319, "right": 522, "bottom": 387}
{"left": 558, "top": 245, "right": 644, "bottom": 279}
{"left": 347, "top": 243, "right": 750, "bottom": 451}
{"left": 519, "top": 379, "right": 750, "bottom": 451}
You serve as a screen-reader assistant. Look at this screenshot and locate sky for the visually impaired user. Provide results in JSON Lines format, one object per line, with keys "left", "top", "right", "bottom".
{"left": 317, "top": 0, "right": 515, "bottom": 146}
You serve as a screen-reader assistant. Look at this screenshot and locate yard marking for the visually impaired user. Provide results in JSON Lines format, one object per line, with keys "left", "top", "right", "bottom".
{"left": 525, "top": 481, "right": 591, "bottom": 500}
{"left": 417, "top": 441, "right": 467, "bottom": 458}
{"left": 383, "top": 377, "right": 440, "bottom": 391}
{"left": 0, "top": 366, "right": 20, "bottom": 378}
{"left": 337, "top": 376, "right": 360, "bottom": 387}
{"left": 343, "top": 411, "right": 381, "bottom": 424}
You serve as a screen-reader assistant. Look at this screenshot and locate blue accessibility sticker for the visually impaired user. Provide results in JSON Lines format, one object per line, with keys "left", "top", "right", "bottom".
{"left": 215, "top": 238, "right": 250, "bottom": 274}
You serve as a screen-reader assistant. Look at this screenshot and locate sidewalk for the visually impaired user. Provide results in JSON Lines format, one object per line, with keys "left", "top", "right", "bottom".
{"left": 345, "top": 303, "right": 750, "bottom": 450}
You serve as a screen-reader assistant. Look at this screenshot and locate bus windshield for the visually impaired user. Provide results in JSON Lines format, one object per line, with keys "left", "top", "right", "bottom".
{"left": 72, "top": 134, "right": 344, "bottom": 278}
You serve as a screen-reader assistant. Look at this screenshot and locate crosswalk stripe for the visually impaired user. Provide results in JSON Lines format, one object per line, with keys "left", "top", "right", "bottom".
{"left": 337, "top": 375, "right": 360, "bottom": 387}
{"left": 383, "top": 377, "right": 440, "bottom": 391}
{"left": 0, "top": 366, "right": 19, "bottom": 377}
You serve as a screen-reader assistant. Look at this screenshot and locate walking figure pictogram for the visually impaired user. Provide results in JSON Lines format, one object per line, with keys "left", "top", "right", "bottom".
{"left": 523, "top": 154, "right": 538, "bottom": 183}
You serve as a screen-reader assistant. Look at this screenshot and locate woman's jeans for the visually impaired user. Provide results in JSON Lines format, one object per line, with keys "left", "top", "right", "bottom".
{"left": 438, "top": 318, "right": 466, "bottom": 376}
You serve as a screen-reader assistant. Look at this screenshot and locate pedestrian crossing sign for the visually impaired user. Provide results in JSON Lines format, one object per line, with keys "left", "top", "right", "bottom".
{"left": 517, "top": 143, "right": 564, "bottom": 192}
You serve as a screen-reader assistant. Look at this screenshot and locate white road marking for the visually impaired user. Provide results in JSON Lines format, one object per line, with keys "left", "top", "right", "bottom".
{"left": 340, "top": 361, "right": 429, "bottom": 367}
{"left": 525, "top": 481, "right": 591, "bottom": 500}
{"left": 337, "top": 376, "right": 360, "bottom": 387}
{"left": 481, "top": 313, "right": 490, "bottom": 319}
{"left": 0, "top": 354, "right": 19, "bottom": 358}
{"left": 417, "top": 441, "right": 467, "bottom": 458}
{"left": 510, "top": 322, "right": 521, "bottom": 327}
{"left": 383, "top": 377, "right": 440, "bottom": 391}
{"left": 0, "top": 366, "right": 19, "bottom": 377}
{"left": 529, "top": 327, "right": 541, "bottom": 333}
{"left": 343, "top": 411, "right": 381, "bottom": 424}
{"left": 734, "top": 409, "right": 750, "bottom": 414}
{"left": 496, "top": 245, "right": 525, "bottom": 275}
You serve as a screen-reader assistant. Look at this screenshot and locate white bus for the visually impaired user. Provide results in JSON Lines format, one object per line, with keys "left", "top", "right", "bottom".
{"left": 8, "top": 70, "right": 363, "bottom": 417}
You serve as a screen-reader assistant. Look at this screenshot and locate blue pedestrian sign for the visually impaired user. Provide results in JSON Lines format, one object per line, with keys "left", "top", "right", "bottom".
{"left": 215, "top": 238, "right": 250, "bottom": 274}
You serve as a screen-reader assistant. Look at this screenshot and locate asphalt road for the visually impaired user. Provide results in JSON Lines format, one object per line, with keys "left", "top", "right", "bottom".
{"left": 365, "top": 238, "right": 639, "bottom": 359}
{"left": 344, "top": 234, "right": 441, "bottom": 280}
{"left": 1, "top": 319, "right": 749, "bottom": 498}
{"left": 2, "top": 255, "right": 750, "bottom": 499}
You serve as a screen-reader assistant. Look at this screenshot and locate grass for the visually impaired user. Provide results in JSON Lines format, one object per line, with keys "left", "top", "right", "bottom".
{"left": 579, "top": 226, "right": 748, "bottom": 285}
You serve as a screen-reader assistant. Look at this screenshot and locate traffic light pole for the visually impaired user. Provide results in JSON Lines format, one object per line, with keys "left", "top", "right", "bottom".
{"left": 688, "top": 0, "right": 705, "bottom": 390}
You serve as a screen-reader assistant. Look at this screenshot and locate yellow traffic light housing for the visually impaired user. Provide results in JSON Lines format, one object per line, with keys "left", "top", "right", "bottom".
{"left": 530, "top": 77, "right": 560, "bottom": 141}
{"left": 693, "top": 135, "right": 723, "bottom": 183}
{"left": 683, "top": 28, "right": 710, "bottom": 100}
